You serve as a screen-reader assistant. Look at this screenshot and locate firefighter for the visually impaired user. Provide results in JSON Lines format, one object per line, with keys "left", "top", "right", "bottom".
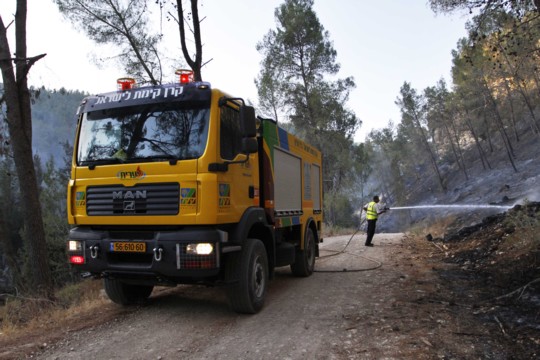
{"left": 363, "top": 195, "right": 387, "bottom": 247}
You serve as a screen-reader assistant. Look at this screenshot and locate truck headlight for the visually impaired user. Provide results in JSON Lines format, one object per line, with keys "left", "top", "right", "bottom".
{"left": 68, "top": 240, "right": 82, "bottom": 251}
{"left": 186, "top": 243, "right": 214, "bottom": 255}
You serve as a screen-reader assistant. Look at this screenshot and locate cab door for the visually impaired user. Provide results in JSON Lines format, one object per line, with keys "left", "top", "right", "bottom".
{"left": 215, "top": 104, "right": 257, "bottom": 223}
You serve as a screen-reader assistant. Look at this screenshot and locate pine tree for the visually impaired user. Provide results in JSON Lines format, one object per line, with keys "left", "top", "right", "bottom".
{"left": 255, "top": 0, "right": 360, "bottom": 193}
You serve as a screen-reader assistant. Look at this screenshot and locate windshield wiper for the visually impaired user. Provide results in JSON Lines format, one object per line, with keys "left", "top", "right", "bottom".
{"left": 81, "top": 158, "right": 124, "bottom": 170}
{"left": 131, "top": 155, "right": 178, "bottom": 165}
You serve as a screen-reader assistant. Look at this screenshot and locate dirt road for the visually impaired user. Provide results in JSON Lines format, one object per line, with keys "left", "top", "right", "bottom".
{"left": 31, "top": 233, "right": 517, "bottom": 359}
{"left": 33, "top": 234, "right": 401, "bottom": 359}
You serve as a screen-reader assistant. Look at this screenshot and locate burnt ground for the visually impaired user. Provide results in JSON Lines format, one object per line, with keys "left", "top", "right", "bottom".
{"left": 399, "top": 202, "right": 540, "bottom": 359}
{"left": 449, "top": 203, "right": 540, "bottom": 356}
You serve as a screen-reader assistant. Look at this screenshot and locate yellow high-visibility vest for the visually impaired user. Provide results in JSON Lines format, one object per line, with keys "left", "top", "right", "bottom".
{"left": 366, "top": 201, "right": 378, "bottom": 220}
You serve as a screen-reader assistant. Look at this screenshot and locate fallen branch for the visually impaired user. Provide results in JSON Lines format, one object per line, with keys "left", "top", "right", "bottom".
{"left": 420, "top": 337, "right": 433, "bottom": 347}
{"left": 429, "top": 241, "right": 445, "bottom": 252}
{"left": 494, "top": 277, "right": 540, "bottom": 301}
{"left": 494, "top": 316, "right": 508, "bottom": 337}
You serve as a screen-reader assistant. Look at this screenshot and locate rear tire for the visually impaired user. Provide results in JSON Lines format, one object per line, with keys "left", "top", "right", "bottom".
{"left": 291, "top": 227, "right": 316, "bottom": 277}
{"left": 225, "top": 239, "right": 268, "bottom": 314}
{"left": 103, "top": 278, "right": 153, "bottom": 305}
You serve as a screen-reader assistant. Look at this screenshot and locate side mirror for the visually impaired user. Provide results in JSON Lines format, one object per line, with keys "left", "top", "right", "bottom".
{"left": 240, "top": 106, "right": 257, "bottom": 137}
{"left": 242, "top": 138, "right": 258, "bottom": 154}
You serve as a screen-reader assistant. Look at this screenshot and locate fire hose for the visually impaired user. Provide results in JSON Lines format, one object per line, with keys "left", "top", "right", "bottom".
{"left": 314, "top": 218, "right": 383, "bottom": 273}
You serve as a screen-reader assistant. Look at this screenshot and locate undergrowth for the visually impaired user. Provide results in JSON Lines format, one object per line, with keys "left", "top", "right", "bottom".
{"left": 407, "top": 215, "right": 458, "bottom": 240}
{"left": 322, "top": 224, "right": 358, "bottom": 237}
{"left": 0, "top": 279, "right": 105, "bottom": 336}
{"left": 502, "top": 202, "right": 540, "bottom": 252}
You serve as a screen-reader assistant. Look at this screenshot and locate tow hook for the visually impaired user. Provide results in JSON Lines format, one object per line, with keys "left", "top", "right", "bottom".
{"left": 90, "top": 245, "right": 100, "bottom": 259}
{"left": 153, "top": 247, "right": 163, "bottom": 262}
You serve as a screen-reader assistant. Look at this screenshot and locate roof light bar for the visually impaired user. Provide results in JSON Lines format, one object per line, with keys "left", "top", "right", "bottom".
{"left": 175, "top": 69, "right": 194, "bottom": 84}
{"left": 117, "top": 77, "right": 136, "bottom": 91}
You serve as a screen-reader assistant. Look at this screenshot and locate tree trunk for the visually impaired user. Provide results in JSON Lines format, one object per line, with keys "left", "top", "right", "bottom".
{"left": 411, "top": 110, "right": 446, "bottom": 191}
{"left": 511, "top": 76, "right": 540, "bottom": 135}
{"left": 483, "top": 79, "right": 518, "bottom": 172}
{"left": 464, "top": 109, "right": 491, "bottom": 170}
{"left": 502, "top": 80, "right": 519, "bottom": 142}
{"left": 0, "top": 2, "right": 53, "bottom": 298}
{"left": 495, "top": 118, "right": 519, "bottom": 172}
{"left": 481, "top": 108, "right": 495, "bottom": 153}
{"left": 497, "top": 43, "right": 540, "bottom": 135}
{"left": 443, "top": 119, "right": 468, "bottom": 180}
{"left": 0, "top": 198, "right": 21, "bottom": 291}
{"left": 448, "top": 110, "right": 469, "bottom": 176}
{"left": 176, "top": 0, "right": 203, "bottom": 81}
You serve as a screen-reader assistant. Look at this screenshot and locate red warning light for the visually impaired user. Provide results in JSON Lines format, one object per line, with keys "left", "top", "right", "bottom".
{"left": 175, "top": 69, "right": 194, "bottom": 84}
{"left": 117, "top": 77, "right": 136, "bottom": 91}
{"left": 69, "top": 255, "right": 85, "bottom": 265}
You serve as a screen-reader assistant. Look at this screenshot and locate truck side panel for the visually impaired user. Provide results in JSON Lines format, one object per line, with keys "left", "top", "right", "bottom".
{"left": 311, "top": 163, "right": 322, "bottom": 212}
{"left": 274, "top": 147, "right": 302, "bottom": 214}
{"left": 260, "top": 119, "right": 323, "bottom": 241}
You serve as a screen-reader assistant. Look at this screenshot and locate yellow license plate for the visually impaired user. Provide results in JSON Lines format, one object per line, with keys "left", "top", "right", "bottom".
{"left": 110, "top": 242, "right": 146, "bottom": 253}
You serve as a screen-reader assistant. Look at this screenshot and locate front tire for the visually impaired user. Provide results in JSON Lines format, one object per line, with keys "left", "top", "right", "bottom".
{"left": 291, "top": 227, "right": 316, "bottom": 277}
{"left": 226, "top": 239, "right": 268, "bottom": 314}
{"left": 103, "top": 278, "right": 154, "bottom": 305}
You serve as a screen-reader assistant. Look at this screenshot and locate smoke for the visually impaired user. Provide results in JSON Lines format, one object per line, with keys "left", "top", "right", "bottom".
{"left": 524, "top": 188, "right": 540, "bottom": 202}
{"left": 513, "top": 175, "right": 540, "bottom": 205}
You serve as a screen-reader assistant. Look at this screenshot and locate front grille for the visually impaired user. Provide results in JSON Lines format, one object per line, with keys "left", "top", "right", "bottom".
{"left": 86, "top": 183, "right": 179, "bottom": 216}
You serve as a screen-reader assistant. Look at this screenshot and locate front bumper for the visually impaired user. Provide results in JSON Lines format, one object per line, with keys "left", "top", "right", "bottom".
{"left": 67, "top": 226, "right": 232, "bottom": 282}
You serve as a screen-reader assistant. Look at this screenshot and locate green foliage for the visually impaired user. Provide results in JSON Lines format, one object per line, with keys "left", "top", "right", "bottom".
{"left": 40, "top": 156, "right": 76, "bottom": 287}
{"left": 256, "top": 0, "right": 363, "bottom": 225}
{"left": 429, "top": 0, "right": 538, "bottom": 18}
{"left": 0, "top": 158, "right": 24, "bottom": 290}
{"left": 16, "top": 154, "right": 75, "bottom": 292}
{"left": 396, "top": 82, "right": 447, "bottom": 191}
{"left": 324, "top": 192, "right": 356, "bottom": 229}
{"left": 503, "top": 201, "right": 540, "bottom": 240}
{"left": 366, "top": 124, "right": 412, "bottom": 204}
{"left": 30, "top": 87, "right": 85, "bottom": 162}
{"left": 54, "top": 0, "right": 162, "bottom": 84}
{"left": 0, "top": 87, "right": 80, "bottom": 293}
{"left": 55, "top": 281, "right": 86, "bottom": 307}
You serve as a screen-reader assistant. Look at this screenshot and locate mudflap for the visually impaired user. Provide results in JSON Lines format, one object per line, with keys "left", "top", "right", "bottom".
{"left": 275, "top": 242, "right": 295, "bottom": 267}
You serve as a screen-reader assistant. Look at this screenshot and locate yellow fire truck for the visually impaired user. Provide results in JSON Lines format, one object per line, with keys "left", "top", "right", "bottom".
{"left": 66, "top": 71, "right": 323, "bottom": 313}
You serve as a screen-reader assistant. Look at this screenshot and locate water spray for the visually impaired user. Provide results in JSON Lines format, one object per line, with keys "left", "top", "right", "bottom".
{"left": 388, "top": 204, "right": 512, "bottom": 211}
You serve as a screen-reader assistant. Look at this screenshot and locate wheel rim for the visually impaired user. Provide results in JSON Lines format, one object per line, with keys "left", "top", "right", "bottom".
{"left": 252, "top": 255, "right": 266, "bottom": 298}
{"left": 306, "top": 231, "right": 315, "bottom": 267}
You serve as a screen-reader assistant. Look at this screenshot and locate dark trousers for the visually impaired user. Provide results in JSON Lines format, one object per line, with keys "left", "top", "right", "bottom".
{"left": 365, "top": 219, "right": 377, "bottom": 245}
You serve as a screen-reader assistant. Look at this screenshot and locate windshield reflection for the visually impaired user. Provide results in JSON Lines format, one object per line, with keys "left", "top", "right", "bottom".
{"left": 77, "top": 103, "right": 210, "bottom": 165}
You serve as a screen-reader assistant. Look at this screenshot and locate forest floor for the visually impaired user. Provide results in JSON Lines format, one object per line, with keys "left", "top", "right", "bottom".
{"left": 393, "top": 202, "right": 540, "bottom": 359}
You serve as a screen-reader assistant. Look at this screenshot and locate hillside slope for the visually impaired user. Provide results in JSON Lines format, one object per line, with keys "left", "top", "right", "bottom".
{"left": 379, "top": 131, "right": 540, "bottom": 234}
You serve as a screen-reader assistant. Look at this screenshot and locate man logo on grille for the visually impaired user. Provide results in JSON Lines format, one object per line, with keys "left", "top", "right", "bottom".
{"left": 113, "top": 190, "right": 147, "bottom": 199}
{"left": 124, "top": 201, "right": 136, "bottom": 211}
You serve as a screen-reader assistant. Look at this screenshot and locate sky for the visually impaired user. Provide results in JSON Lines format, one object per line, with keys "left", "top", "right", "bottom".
{"left": 2, "top": 0, "right": 470, "bottom": 142}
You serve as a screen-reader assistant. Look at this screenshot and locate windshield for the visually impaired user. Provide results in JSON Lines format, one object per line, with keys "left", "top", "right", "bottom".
{"left": 77, "top": 102, "right": 210, "bottom": 165}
